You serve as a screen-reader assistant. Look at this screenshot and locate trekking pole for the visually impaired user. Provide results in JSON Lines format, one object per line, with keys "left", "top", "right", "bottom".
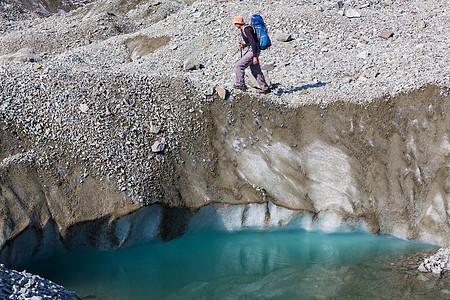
{"left": 239, "top": 42, "right": 243, "bottom": 58}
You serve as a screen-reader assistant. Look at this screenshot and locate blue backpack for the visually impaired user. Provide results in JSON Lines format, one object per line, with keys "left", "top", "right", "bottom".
{"left": 251, "top": 14, "right": 271, "bottom": 50}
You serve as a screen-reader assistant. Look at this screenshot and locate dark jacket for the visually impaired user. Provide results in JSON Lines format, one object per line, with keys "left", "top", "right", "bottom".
{"left": 241, "top": 25, "right": 259, "bottom": 57}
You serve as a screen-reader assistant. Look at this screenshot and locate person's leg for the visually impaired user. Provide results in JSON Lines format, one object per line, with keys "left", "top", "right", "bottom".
{"left": 249, "top": 58, "right": 270, "bottom": 91}
{"left": 235, "top": 50, "right": 253, "bottom": 87}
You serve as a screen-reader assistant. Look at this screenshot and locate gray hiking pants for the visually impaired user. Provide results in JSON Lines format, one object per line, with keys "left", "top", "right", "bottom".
{"left": 235, "top": 48, "right": 269, "bottom": 90}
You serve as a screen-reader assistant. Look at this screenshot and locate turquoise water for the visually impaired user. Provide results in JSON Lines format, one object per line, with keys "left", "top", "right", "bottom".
{"left": 19, "top": 230, "right": 436, "bottom": 299}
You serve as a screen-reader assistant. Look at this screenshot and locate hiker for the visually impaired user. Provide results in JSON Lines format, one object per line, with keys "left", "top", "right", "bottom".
{"left": 233, "top": 16, "right": 271, "bottom": 94}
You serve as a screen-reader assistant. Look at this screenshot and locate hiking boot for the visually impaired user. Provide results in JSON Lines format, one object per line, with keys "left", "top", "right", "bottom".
{"left": 259, "top": 88, "right": 271, "bottom": 94}
{"left": 233, "top": 85, "right": 247, "bottom": 91}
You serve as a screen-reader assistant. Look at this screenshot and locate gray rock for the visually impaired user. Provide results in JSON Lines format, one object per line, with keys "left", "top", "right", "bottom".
{"left": 149, "top": 124, "right": 161, "bottom": 134}
{"left": 79, "top": 104, "right": 89, "bottom": 113}
{"left": 184, "top": 58, "right": 201, "bottom": 70}
{"left": 341, "top": 76, "right": 353, "bottom": 83}
{"left": 357, "top": 50, "right": 370, "bottom": 59}
{"left": 345, "top": 9, "right": 361, "bottom": 18}
{"left": 276, "top": 33, "right": 292, "bottom": 42}
{"left": 204, "top": 87, "right": 214, "bottom": 96}
{"left": 418, "top": 263, "right": 428, "bottom": 272}
{"left": 151, "top": 140, "right": 166, "bottom": 152}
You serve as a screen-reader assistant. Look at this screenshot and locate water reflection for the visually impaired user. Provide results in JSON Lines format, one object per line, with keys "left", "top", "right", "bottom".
{"left": 19, "top": 230, "right": 436, "bottom": 299}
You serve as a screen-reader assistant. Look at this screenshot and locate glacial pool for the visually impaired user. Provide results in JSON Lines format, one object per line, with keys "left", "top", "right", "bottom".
{"left": 18, "top": 230, "right": 439, "bottom": 300}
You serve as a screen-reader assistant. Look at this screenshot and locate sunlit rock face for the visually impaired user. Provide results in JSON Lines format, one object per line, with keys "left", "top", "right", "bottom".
{"left": 176, "top": 85, "right": 449, "bottom": 246}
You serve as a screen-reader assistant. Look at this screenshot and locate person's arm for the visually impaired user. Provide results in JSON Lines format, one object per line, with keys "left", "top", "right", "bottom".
{"left": 244, "top": 26, "right": 259, "bottom": 56}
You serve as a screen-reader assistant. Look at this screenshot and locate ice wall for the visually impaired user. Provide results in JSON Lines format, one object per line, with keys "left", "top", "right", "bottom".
{"left": 176, "top": 85, "right": 449, "bottom": 246}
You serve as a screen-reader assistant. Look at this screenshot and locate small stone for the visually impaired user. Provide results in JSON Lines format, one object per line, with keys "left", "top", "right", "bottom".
{"left": 276, "top": 33, "right": 292, "bottom": 42}
{"left": 418, "top": 263, "right": 428, "bottom": 272}
{"left": 341, "top": 76, "right": 353, "bottom": 83}
{"left": 346, "top": 9, "right": 361, "bottom": 18}
{"left": 417, "top": 20, "right": 426, "bottom": 29}
{"left": 149, "top": 124, "right": 161, "bottom": 134}
{"left": 204, "top": 87, "right": 214, "bottom": 96}
{"left": 79, "top": 104, "right": 89, "bottom": 113}
{"left": 33, "top": 65, "right": 42, "bottom": 70}
{"left": 337, "top": 1, "right": 344, "bottom": 9}
{"left": 357, "top": 50, "right": 370, "bottom": 59}
{"left": 379, "top": 30, "right": 394, "bottom": 39}
{"left": 151, "top": 140, "right": 166, "bottom": 153}
{"left": 215, "top": 86, "right": 227, "bottom": 100}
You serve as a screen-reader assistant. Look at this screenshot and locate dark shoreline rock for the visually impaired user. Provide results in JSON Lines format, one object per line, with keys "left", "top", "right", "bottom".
{"left": 0, "top": 264, "right": 80, "bottom": 299}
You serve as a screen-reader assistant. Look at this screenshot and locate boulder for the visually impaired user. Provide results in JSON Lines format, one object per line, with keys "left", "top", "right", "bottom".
{"left": 215, "top": 86, "right": 227, "bottom": 100}
{"left": 0, "top": 48, "right": 42, "bottom": 65}
{"left": 276, "top": 33, "right": 292, "bottom": 42}
{"left": 246, "top": 69, "right": 271, "bottom": 90}
{"left": 184, "top": 58, "right": 201, "bottom": 70}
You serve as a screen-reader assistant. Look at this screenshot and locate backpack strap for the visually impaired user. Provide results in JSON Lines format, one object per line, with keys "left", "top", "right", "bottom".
{"left": 242, "top": 25, "right": 257, "bottom": 40}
